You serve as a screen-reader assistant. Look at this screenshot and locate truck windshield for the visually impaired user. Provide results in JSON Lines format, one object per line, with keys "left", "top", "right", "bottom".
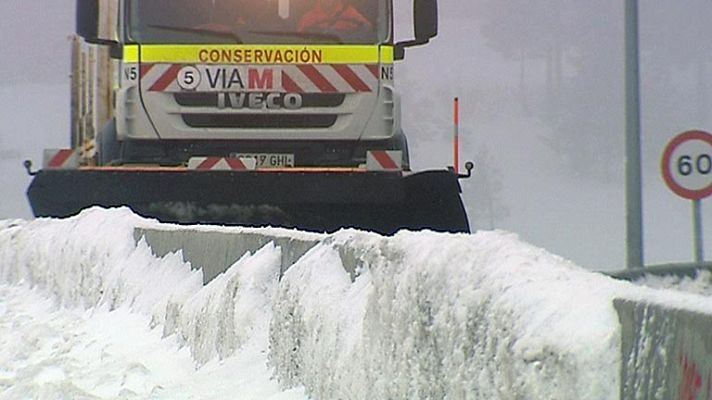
{"left": 128, "top": 0, "right": 390, "bottom": 45}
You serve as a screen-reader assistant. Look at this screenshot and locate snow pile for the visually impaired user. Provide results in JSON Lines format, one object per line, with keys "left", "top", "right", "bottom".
{"left": 270, "top": 230, "right": 626, "bottom": 400}
{"left": 163, "top": 243, "right": 281, "bottom": 365}
{"left": 0, "top": 283, "right": 196, "bottom": 398}
{"left": 0, "top": 208, "right": 304, "bottom": 398}
{"left": 0, "top": 209, "right": 201, "bottom": 315}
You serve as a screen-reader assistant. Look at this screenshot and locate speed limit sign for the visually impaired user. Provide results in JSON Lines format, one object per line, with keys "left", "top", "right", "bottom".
{"left": 661, "top": 130, "right": 712, "bottom": 200}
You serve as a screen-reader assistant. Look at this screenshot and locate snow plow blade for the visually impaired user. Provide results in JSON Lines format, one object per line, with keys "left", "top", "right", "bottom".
{"left": 27, "top": 169, "right": 470, "bottom": 234}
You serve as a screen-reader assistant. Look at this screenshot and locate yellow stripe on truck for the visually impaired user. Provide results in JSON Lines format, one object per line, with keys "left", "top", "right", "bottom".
{"left": 123, "top": 45, "right": 140, "bottom": 63}
{"left": 379, "top": 46, "right": 394, "bottom": 63}
{"left": 124, "top": 44, "right": 394, "bottom": 64}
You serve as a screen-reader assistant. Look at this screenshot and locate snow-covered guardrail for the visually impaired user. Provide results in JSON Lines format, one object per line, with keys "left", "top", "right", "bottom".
{"left": 133, "top": 227, "right": 321, "bottom": 284}
{"left": 608, "top": 262, "right": 712, "bottom": 281}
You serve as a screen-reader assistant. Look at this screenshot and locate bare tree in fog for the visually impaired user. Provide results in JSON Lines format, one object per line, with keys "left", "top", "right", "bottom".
{"left": 642, "top": 2, "right": 712, "bottom": 160}
{"left": 475, "top": 0, "right": 567, "bottom": 114}
{"left": 475, "top": 0, "right": 623, "bottom": 179}
{"left": 467, "top": 146, "right": 509, "bottom": 230}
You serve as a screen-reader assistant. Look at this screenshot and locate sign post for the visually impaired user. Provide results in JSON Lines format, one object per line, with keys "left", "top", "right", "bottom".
{"left": 625, "top": 0, "right": 643, "bottom": 269}
{"left": 694, "top": 199, "right": 704, "bottom": 262}
{"left": 661, "top": 130, "right": 712, "bottom": 262}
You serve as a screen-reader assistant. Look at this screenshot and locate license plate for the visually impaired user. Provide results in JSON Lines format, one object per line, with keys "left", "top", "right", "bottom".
{"left": 232, "top": 153, "right": 295, "bottom": 168}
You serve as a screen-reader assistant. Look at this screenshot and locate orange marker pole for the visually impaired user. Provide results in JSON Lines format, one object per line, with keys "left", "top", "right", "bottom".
{"left": 453, "top": 97, "right": 460, "bottom": 173}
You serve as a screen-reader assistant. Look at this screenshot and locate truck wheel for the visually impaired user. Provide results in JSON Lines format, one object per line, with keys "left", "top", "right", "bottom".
{"left": 98, "top": 119, "right": 120, "bottom": 166}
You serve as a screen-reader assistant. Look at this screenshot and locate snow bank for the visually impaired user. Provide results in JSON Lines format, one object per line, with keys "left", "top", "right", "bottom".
{"left": 163, "top": 242, "right": 282, "bottom": 365}
{"left": 0, "top": 208, "right": 285, "bottom": 372}
{"left": 0, "top": 209, "right": 198, "bottom": 314}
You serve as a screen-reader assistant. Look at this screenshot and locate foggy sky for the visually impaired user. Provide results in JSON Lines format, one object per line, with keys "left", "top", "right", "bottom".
{"left": 1, "top": 0, "right": 711, "bottom": 270}
{"left": 1, "top": 0, "right": 74, "bottom": 84}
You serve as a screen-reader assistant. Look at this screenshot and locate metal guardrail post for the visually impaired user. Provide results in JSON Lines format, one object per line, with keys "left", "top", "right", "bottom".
{"left": 606, "top": 262, "right": 712, "bottom": 281}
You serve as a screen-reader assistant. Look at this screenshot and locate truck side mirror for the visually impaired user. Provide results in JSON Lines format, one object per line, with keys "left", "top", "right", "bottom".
{"left": 414, "top": 0, "right": 438, "bottom": 41}
{"left": 76, "top": 0, "right": 100, "bottom": 43}
{"left": 395, "top": 0, "right": 438, "bottom": 60}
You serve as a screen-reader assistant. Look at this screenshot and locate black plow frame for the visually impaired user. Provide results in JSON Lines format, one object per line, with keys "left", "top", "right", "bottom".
{"left": 27, "top": 169, "right": 470, "bottom": 234}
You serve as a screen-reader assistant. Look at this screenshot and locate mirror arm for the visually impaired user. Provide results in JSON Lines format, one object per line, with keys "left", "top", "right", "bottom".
{"left": 84, "top": 37, "right": 118, "bottom": 46}
{"left": 81, "top": 38, "right": 123, "bottom": 59}
{"left": 109, "top": 42, "right": 123, "bottom": 59}
{"left": 394, "top": 38, "right": 431, "bottom": 60}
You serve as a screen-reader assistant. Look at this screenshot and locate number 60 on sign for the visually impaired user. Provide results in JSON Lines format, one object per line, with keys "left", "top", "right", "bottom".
{"left": 661, "top": 130, "right": 712, "bottom": 200}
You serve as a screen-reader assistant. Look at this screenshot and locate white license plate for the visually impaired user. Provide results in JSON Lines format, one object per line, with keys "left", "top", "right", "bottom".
{"left": 232, "top": 153, "right": 295, "bottom": 168}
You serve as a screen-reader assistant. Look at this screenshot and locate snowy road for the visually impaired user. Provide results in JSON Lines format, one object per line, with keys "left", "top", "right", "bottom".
{"left": 0, "top": 283, "right": 306, "bottom": 400}
{"left": 0, "top": 283, "right": 191, "bottom": 398}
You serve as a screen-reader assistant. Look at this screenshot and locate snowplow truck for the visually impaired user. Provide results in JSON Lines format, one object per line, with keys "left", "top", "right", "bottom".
{"left": 26, "top": 0, "right": 471, "bottom": 234}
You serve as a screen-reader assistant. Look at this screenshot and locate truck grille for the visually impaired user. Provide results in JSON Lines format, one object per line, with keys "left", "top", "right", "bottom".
{"left": 174, "top": 92, "right": 344, "bottom": 129}
{"left": 182, "top": 114, "right": 338, "bottom": 129}
{"left": 174, "top": 93, "right": 346, "bottom": 108}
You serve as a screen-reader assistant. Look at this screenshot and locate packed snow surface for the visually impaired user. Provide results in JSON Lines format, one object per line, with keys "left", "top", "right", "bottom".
{"left": 1, "top": 208, "right": 712, "bottom": 399}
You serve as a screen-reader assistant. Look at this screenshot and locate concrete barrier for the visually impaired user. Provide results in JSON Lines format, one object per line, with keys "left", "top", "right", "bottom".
{"left": 134, "top": 227, "right": 378, "bottom": 285}
{"left": 615, "top": 299, "right": 712, "bottom": 400}
{"left": 134, "top": 227, "right": 320, "bottom": 284}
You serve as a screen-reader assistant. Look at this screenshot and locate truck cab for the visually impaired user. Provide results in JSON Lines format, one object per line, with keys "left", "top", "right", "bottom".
{"left": 77, "top": 0, "right": 438, "bottom": 168}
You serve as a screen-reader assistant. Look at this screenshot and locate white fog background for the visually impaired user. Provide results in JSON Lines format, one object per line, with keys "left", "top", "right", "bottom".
{"left": 1, "top": 0, "right": 711, "bottom": 271}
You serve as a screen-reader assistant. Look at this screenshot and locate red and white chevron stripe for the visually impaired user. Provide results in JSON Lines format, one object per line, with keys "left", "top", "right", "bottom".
{"left": 366, "top": 150, "right": 402, "bottom": 171}
{"left": 43, "top": 149, "right": 79, "bottom": 170}
{"left": 140, "top": 64, "right": 183, "bottom": 92}
{"left": 281, "top": 64, "right": 378, "bottom": 93}
{"left": 139, "top": 63, "right": 379, "bottom": 93}
{"left": 188, "top": 157, "right": 257, "bottom": 171}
